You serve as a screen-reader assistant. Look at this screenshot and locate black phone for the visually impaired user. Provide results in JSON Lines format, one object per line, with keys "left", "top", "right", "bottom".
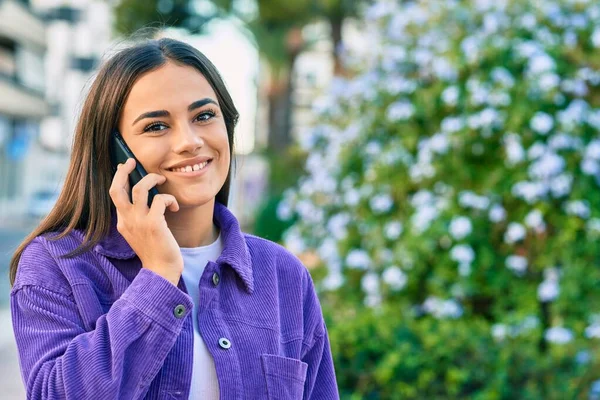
{"left": 109, "top": 130, "right": 158, "bottom": 207}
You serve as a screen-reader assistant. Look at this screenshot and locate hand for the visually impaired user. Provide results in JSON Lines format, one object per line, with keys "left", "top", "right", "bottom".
{"left": 109, "top": 158, "right": 183, "bottom": 286}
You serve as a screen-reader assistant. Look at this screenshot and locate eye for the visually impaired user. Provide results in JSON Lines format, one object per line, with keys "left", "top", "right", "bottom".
{"left": 143, "top": 122, "right": 167, "bottom": 133}
{"left": 194, "top": 108, "right": 217, "bottom": 123}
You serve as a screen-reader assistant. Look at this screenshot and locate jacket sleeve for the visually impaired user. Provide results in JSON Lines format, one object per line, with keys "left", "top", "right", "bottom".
{"left": 10, "top": 241, "right": 193, "bottom": 400}
{"left": 300, "top": 269, "right": 339, "bottom": 400}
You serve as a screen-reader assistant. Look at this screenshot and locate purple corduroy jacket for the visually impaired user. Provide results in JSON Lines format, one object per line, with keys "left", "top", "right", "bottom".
{"left": 11, "top": 202, "right": 339, "bottom": 399}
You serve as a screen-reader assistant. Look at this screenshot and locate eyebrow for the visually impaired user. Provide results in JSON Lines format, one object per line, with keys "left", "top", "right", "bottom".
{"left": 131, "top": 98, "right": 219, "bottom": 126}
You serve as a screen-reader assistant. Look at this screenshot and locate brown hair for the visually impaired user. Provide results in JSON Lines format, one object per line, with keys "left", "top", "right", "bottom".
{"left": 9, "top": 37, "right": 239, "bottom": 285}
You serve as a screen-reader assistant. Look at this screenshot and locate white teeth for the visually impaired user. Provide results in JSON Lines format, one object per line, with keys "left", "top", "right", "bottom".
{"left": 172, "top": 160, "right": 210, "bottom": 173}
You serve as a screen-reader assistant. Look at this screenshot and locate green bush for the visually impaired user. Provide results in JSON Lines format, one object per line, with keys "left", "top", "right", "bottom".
{"left": 280, "top": 0, "right": 600, "bottom": 397}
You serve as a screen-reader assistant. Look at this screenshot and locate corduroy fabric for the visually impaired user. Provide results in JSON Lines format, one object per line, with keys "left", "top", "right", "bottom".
{"left": 11, "top": 202, "right": 339, "bottom": 399}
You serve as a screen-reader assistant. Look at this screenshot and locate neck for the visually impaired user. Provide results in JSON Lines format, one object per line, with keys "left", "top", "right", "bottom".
{"left": 165, "top": 199, "right": 219, "bottom": 248}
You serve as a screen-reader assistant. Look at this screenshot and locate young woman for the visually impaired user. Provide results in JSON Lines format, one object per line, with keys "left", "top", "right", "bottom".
{"left": 9, "top": 37, "right": 338, "bottom": 399}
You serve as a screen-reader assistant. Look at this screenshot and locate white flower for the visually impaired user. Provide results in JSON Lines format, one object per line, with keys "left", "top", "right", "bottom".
{"left": 491, "top": 324, "right": 509, "bottom": 341}
{"left": 361, "top": 272, "right": 380, "bottom": 294}
{"left": 548, "top": 133, "right": 577, "bottom": 150}
{"left": 322, "top": 271, "right": 344, "bottom": 291}
{"left": 593, "top": 27, "right": 600, "bottom": 47}
{"left": 581, "top": 159, "right": 600, "bottom": 175}
{"left": 423, "top": 297, "right": 463, "bottom": 319}
{"left": 450, "top": 244, "right": 475, "bottom": 265}
{"left": 365, "top": 141, "right": 382, "bottom": 156}
{"left": 327, "top": 213, "right": 350, "bottom": 240}
{"left": 370, "top": 193, "right": 394, "bottom": 214}
{"left": 525, "top": 209, "right": 546, "bottom": 232}
{"left": 544, "top": 326, "right": 574, "bottom": 344}
{"left": 538, "top": 279, "right": 559, "bottom": 302}
{"left": 584, "top": 323, "right": 600, "bottom": 339}
{"left": 504, "top": 222, "right": 526, "bottom": 244}
{"left": 586, "top": 139, "right": 600, "bottom": 160}
{"left": 441, "top": 116, "right": 464, "bottom": 133}
{"left": 506, "top": 255, "right": 528, "bottom": 275}
{"left": 411, "top": 205, "right": 439, "bottom": 234}
{"left": 489, "top": 204, "right": 507, "bottom": 222}
{"left": 459, "top": 191, "right": 490, "bottom": 210}
{"left": 346, "top": 249, "right": 371, "bottom": 269}
{"left": 365, "top": 1, "right": 395, "bottom": 20}
{"left": 503, "top": 133, "right": 525, "bottom": 165}
{"left": 549, "top": 173, "right": 573, "bottom": 198}
{"left": 539, "top": 73, "right": 560, "bottom": 91}
{"left": 384, "top": 221, "right": 403, "bottom": 240}
{"left": 590, "top": 380, "right": 600, "bottom": 400}
{"left": 318, "top": 238, "right": 339, "bottom": 264}
{"left": 429, "top": 133, "right": 449, "bottom": 154}
{"left": 528, "top": 152, "right": 565, "bottom": 179}
{"left": 344, "top": 189, "right": 360, "bottom": 206}
{"left": 587, "top": 218, "right": 600, "bottom": 234}
{"left": 565, "top": 200, "right": 591, "bottom": 219}
{"left": 387, "top": 100, "right": 415, "bottom": 121}
{"left": 491, "top": 67, "right": 515, "bottom": 87}
{"left": 276, "top": 199, "right": 293, "bottom": 221}
{"left": 432, "top": 57, "right": 458, "bottom": 81}
{"left": 520, "top": 13, "right": 536, "bottom": 29}
{"left": 449, "top": 216, "right": 473, "bottom": 240}
{"left": 442, "top": 86, "right": 459, "bottom": 106}
{"left": 512, "top": 181, "right": 548, "bottom": 203}
{"left": 530, "top": 112, "right": 554, "bottom": 135}
{"left": 382, "top": 266, "right": 408, "bottom": 290}
{"left": 528, "top": 52, "right": 556, "bottom": 75}
{"left": 527, "top": 142, "right": 547, "bottom": 160}
{"left": 283, "top": 227, "right": 306, "bottom": 255}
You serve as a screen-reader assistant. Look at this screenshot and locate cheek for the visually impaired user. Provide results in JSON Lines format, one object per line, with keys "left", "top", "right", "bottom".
{"left": 129, "top": 140, "right": 165, "bottom": 171}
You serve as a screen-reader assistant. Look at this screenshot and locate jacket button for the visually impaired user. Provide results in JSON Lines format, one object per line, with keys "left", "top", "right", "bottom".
{"left": 212, "top": 272, "right": 220, "bottom": 286}
{"left": 173, "top": 304, "right": 186, "bottom": 318}
{"left": 218, "top": 337, "right": 231, "bottom": 349}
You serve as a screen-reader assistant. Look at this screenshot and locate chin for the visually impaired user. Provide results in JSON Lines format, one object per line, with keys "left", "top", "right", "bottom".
{"left": 176, "top": 194, "right": 216, "bottom": 208}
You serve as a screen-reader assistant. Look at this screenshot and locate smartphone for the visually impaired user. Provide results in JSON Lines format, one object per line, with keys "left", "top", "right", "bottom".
{"left": 109, "top": 130, "right": 158, "bottom": 207}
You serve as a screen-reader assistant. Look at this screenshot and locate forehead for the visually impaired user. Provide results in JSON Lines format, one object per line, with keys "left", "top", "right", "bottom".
{"left": 121, "top": 61, "right": 218, "bottom": 121}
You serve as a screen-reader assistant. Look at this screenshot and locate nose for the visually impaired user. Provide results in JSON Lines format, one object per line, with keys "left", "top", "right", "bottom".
{"left": 172, "top": 122, "right": 204, "bottom": 154}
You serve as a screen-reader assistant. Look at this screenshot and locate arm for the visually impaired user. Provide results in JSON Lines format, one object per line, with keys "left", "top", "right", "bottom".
{"left": 300, "top": 269, "right": 339, "bottom": 400}
{"left": 11, "top": 243, "right": 192, "bottom": 400}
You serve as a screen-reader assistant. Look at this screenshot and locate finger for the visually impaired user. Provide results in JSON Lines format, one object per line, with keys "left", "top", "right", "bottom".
{"left": 131, "top": 173, "right": 166, "bottom": 208}
{"left": 109, "top": 159, "right": 135, "bottom": 208}
{"left": 148, "top": 194, "right": 180, "bottom": 218}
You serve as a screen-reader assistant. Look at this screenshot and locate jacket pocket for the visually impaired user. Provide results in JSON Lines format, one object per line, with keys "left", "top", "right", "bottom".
{"left": 261, "top": 354, "right": 308, "bottom": 400}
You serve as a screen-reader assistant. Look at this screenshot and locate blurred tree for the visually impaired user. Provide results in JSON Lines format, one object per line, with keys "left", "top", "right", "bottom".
{"left": 314, "top": 0, "right": 363, "bottom": 77}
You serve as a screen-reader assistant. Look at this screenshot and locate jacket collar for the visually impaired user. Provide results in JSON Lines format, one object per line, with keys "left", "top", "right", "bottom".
{"left": 93, "top": 202, "right": 254, "bottom": 293}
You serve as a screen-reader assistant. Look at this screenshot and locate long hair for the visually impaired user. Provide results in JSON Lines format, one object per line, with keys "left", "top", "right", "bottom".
{"left": 9, "top": 38, "right": 239, "bottom": 286}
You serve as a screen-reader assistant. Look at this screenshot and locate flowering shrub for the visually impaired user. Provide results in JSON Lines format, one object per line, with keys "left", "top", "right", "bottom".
{"left": 279, "top": 0, "right": 600, "bottom": 397}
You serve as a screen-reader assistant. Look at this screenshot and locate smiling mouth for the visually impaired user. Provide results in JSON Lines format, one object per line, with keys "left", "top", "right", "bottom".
{"left": 168, "top": 159, "right": 213, "bottom": 173}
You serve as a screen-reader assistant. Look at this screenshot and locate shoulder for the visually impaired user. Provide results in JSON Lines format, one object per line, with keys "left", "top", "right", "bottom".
{"left": 13, "top": 230, "right": 88, "bottom": 295}
{"left": 243, "top": 233, "right": 310, "bottom": 278}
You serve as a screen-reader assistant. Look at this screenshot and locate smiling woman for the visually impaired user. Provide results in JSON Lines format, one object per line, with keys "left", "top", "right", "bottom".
{"left": 8, "top": 38, "right": 338, "bottom": 399}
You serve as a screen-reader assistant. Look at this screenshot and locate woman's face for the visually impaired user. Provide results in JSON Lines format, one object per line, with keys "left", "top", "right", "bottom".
{"left": 118, "top": 61, "right": 230, "bottom": 208}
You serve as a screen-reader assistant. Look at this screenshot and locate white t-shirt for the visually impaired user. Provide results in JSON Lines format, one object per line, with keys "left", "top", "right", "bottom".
{"left": 180, "top": 232, "right": 223, "bottom": 400}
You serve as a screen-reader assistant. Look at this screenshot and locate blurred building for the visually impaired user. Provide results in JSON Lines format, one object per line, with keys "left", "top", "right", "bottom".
{"left": 0, "top": 0, "right": 48, "bottom": 221}
{"left": 0, "top": 0, "right": 113, "bottom": 223}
